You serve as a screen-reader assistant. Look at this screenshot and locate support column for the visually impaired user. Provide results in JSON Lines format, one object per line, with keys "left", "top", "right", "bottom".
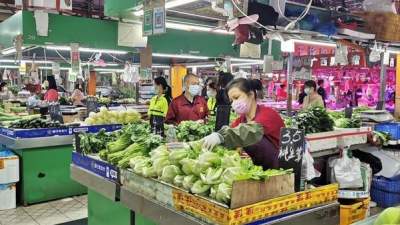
{"left": 377, "top": 52, "right": 387, "bottom": 110}
{"left": 395, "top": 54, "right": 400, "bottom": 118}
{"left": 286, "top": 53, "right": 294, "bottom": 116}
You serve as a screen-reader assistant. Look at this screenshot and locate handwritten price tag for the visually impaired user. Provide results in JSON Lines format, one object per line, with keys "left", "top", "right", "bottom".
{"left": 279, "top": 128, "right": 305, "bottom": 191}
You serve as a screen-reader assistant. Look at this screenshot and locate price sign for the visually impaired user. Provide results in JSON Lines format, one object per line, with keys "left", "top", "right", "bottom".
{"left": 278, "top": 128, "right": 305, "bottom": 191}
{"left": 86, "top": 97, "right": 98, "bottom": 116}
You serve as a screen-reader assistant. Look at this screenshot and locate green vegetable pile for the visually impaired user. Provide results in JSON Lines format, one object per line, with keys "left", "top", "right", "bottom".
{"left": 328, "top": 107, "right": 370, "bottom": 129}
{"left": 176, "top": 120, "right": 213, "bottom": 142}
{"left": 97, "top": 122, "right": 165, "bottom": 168}
{"left": 84, "top": 107, "right": 141, "bottom": 125}
{"left": 291, "top": 107, "right": 334, "bottom": 134}
{"left": 8, "top": 117, "right": 64, "bottom": 129}
{"left": 128, "top": 142, "right": 292, "bottom": 205}
{"left": 79, "top": 128, "right": 119, "bottom": 155}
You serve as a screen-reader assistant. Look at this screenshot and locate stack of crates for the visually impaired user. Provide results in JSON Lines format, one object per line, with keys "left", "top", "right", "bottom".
{"left": 0, "top": 150, "right": 19, "bottom": 210}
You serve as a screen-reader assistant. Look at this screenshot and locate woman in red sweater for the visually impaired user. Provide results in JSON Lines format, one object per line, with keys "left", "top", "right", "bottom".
{"left": 202, "top": 78, "right": 285, "bottom": 169}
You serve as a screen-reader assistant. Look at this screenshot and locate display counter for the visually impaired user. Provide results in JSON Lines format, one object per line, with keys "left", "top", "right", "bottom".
{"left": 0, "top": 124, "right": 122, "bottom": 205}
{"left": 71, "top": 160, "right": 340, "bottom": 225}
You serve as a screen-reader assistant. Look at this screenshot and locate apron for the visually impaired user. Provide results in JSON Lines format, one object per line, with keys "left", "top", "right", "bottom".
{"left": 150, "top": 115, "right": 165, "bottom": 136}
{"left": 243, "top": 136, "right": 279, "bottom": 170}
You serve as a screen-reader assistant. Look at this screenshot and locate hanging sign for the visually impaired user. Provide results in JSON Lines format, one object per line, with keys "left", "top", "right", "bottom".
{"left": 143, "top": 10, "right": 153, "bottom": 36}
{"left": 143, "top": 0, "right": 165, "bottom": 36}
{"left": 278, "top": 128, "right": 305, "bottom": 192}
{"left": 153, "top": 7, "right": 166, "bottom": 34}
{"left": 70, "top": 43, "right": 80, "bottom": 74}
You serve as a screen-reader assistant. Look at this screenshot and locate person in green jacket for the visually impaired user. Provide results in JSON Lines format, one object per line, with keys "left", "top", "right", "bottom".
{"left": 148, "top": 77, "right": 171, "bottom": 135}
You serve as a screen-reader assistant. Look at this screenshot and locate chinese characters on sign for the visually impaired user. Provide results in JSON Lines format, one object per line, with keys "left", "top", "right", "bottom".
{"left": 143, "top": 0, "right": 165, "bottom": 36}
{"left": 278, "top": 128, "right": 305, "bottom": 191}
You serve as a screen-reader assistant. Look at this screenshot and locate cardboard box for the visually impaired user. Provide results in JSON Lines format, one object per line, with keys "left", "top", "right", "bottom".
{"left": 0, "top": 183, "right": 16, "bottom": 210}
{"left": 0, "top": 151, "right": 19, "bottom": 184}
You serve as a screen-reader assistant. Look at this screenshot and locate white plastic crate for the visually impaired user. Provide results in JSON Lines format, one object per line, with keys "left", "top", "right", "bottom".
{"left": 0, "top": 183, "right": 16, "bottom": 210}
{"left": 0, "top": 151, "right": 19, "bottom": 184}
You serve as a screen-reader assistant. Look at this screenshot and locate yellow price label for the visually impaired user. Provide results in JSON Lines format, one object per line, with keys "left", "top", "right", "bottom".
{"left": 0, "top": 159, "right": 4, "bottom": 169}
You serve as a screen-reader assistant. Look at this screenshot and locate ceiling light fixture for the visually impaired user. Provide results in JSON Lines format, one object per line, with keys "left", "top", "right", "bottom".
{"left": 152, "top": 53, "right": 209, "bottom": 60}
{"left": 134, "top": 0, "right": 201, "bottom": 16}
{"left": 45, "top": 46, "right": 128, "bottom": 54}
{"left": 1, "top": 47, "right": 27, "bottom": 55}
{"left": 166, "top": 22, "right": 232, "bottom": 35}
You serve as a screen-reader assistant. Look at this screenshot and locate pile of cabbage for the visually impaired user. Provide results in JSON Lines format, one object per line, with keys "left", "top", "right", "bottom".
{"left": 84, "top": 107, "right": 141, "bottom": 125}
{"left": 129, "top": 142, "right": 291, "bottom": 205}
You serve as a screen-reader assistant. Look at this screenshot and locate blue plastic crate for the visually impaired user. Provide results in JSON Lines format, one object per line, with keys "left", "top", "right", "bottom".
{"left": 374, "top": 123, "right": 400, "bottom": 140}
{"left": 371, "top": 176, "right": 400, "bottom": 208}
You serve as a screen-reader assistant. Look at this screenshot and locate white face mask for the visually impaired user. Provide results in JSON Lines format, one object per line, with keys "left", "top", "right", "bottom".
{"left": 304, "top": 88, "right": 311, "bottom": 95}
{"left": 207, "top": 89, "right": 216, "bottom": 98}
{"left": 188, "top": 84, "right": 201, "bottom": 96}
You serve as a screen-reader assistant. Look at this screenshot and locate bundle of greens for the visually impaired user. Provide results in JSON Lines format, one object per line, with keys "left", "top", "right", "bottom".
{"left": 79, "top": 128, "right": 119, "bottom": 155}
{"left": 294, "top": 106, "right": 334, "bottom": 134}
{"left": 8, "top": 117, "right": 64, "bottom": 129}
{"left": 98, "top": 122, "right": 165, "bottom": 168}
{"left": 129, "top": 142, "right": 291, "bottom": 205}
{"left": 84, "top": 107, "right": 141, "bottom": 125}
{"left": 176, "top": 120, "right": 213, "bottom": 142}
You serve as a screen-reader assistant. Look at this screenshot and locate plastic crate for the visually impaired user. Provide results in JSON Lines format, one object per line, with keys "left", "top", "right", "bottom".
{"left": 173, "top": 184, "right": 338, "bottom": 225}
{"left": 340, "top": 198, "right": 370, "bottom": 225}
{"left": 374, "top": 123, "right": 400, "bottom": 140}
{"left": 371, "top": 176, "right": 400, "bottom": 208}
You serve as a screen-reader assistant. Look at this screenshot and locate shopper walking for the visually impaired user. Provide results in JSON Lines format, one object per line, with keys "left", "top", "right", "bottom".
{"left": 43, "top": 76, "right": 59, "bottom": 102}
{"left": 302, "top": 80, "right": 324, "bottom": 109}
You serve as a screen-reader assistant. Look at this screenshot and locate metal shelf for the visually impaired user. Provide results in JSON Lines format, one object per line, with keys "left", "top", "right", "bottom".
{"left": 0, "top": 134, "right": 73, "bottom": 150}
{"left": 70, "top": 164, "right": 118, "bottom": 201}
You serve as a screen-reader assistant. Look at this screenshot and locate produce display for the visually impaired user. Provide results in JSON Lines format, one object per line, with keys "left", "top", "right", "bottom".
{"left": 286, "top": 107, "right": 334, "bottom": 134}
{"left": 175, "top": 120, "right": 213, "bottom": 142}
{"left": 96, "top": 122, "right": 164, "bottom": 168}
{"left": 98, "top": 97, "right": 111, "bottom": 105}
{"left": 79, "top": 128, "right": 120, "bottom": 155}
{"left": 7, "top": 117, "right": 64, "bottom": 129}
{"left": 129, "top": 142, "right": 291, "bottom": 204}
{"left": 0, "top": 111, "right": 24, "bottom": 122}
{"left": 328, "top": 107, "right": 370, "bottom": 129}
{"left": 84, "top": 107, "right": 141, "bottom": 125}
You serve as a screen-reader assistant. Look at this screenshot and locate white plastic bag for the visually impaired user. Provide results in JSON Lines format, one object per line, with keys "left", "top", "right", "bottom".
{"left": 334, "top": 44, "right": 348, "bottom": 66}
{"left": 302, "top": 142, "right": 321, "bottom": 181}
{"left": 363, "top": 0, "right": 396, "bottom": 13}
{"left": 333, "top": 149, "right": 364, "bottom": 189}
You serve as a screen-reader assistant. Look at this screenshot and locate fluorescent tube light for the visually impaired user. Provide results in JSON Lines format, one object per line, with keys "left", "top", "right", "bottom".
{"left": 165, "top": 22, "right": 232, "bottom": 35}
{"left": 152, "top": 53, "right": 209, "bottom": 60}
{"left": 186, "top": 64, "right": 216, "bottom": 68}
{"left": 45, "top": 46, "right": 128, "bottom": 54}
{"left": 0, "top": 65, "right": 19, "bottom": 69}
{"left": 134, "top": 0, "right": 200, "bottom": 16}
{"left": 1, "top": 47, "right": 27, "bottom": 55}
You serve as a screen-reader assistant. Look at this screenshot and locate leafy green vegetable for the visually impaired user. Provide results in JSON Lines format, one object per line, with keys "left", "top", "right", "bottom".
{"left": 294, "top": 106, "right": 334, "bottom": 134}
{"left": 180, "top": 158, "right": 196, "bottom": 175}
{"left": 133, "top": 157, "right": 151, "bottom": 175}
{"left": 161, "top": 165, "right": 182, "bottom": 183}
{"left": 175, "top": 120, "right": 213, "bottom": 142}
{"left": 182, "top": 175, "right": 198, "bottom": 190}
{"left": 200, "top": 167, "right": 224, "bottom": 185}
{"left": 169, "top": 149, "right": 188, "bottom": 165}
{"left": 142, "top": 166, "right": 157, "bottom": 178}
{"left": 215, "top": 183, "right": 232, "bottom": 204}
{"left": 191, "top": 180, "right": 211, "bottom": 195}
{"left": 173, "top": 175, "right": 185, "bottom": 187}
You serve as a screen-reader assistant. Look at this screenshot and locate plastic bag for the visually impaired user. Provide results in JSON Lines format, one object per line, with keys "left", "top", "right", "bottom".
{"left": 333, "top": 149, "right": 364, "bottom": 189}
{"left": 302, "top": 142, "right": 321, "bottom": 181}
{"left": 363, "top": 0, "right": 396, "bottom": 13}
{"left": 369, "top": 42, "right": 381, "bottom": 63}
{"left": 334, "top": 44, "right": 348, "bottom": 66}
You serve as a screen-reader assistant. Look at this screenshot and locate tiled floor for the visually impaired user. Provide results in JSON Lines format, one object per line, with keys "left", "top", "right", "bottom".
{"left": 0, "top": 195, "right": 87, "bottom": 225}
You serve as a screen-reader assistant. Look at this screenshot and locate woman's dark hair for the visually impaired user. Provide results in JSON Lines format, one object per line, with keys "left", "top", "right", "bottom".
{"left": 74, "top": 83, "right": 82, "bottom": 91}
{"left": 218, "top": 72, "right": 234, "bottom": 89}
{"left": 304, "top": 80, "right": 317, "bottom": 91}
{"left": 47, "top": 76, "right": 57, "bottom": 90}
{"left": 317, "top": 79, "right": 324, "bottom": 86}
{"left": 207, "top": 78, "right": 218, "bottom": 90}
{"left": 154, "top": 76, "right": 172, "bottom": 103}
{"left": 226, "top": 78, "right": 262, "bottom": 99}
{"left": 0, "top": 82, "right": 7, "bottom": 92}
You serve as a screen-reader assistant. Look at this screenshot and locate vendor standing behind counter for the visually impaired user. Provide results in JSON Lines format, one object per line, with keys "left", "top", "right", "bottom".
{"left": 43, "top": 76, "right": 59, "bottom": 102}
{"left": 148, "top": 77, "right": 171, "bottom": 134}
{"left": 202, "top": 78, "right": 285, "bottom": 169}
{"left": 166, "top": 74, "right": 208, "bottom": 125}
{"left": 206, "top": 78, "right": 218, "bottom": 116}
